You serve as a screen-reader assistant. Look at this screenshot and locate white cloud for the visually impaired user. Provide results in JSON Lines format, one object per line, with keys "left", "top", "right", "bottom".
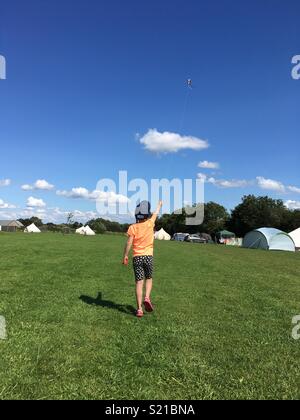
{"left": 210, "top": 178, "right": 249, "bottom": 188}
{"left": 285, "top": 200, "right": 300, "bottom": 210}
{"left": 72, "top": 210, "right": 98, "bottom": 220}
{"left": 0, "top": 206, "right": 106, "bottom": 225}
{"left": 42, "top": 207, "right": 99, "bottom": 223}
{"left": 45, "top": 208, "right": 133, "bottom": 224}
{"left": 37, "top": 208, "right": 46, "bottom": 213}
{"left": 57, "top": 188, "right": 129, "bottom": 204}
{"left": 34, "top": 179, "right": 54, "bottom": 190}
{"left": 207, "top": 176, "right": 250, "bottom": 188}
{"left": 57, "top": 187, "right": 90, "bottom": 199}
{"left": 26, "top": 196, "right": 46, "bottom": 208}
{"left": 288, "top": 186, "right": 300, "bottom": 194}
{"left": 199, "top": 173, "right": 300, "bottom": 194}
{"left": 198, "top": 173, "right": 250, "bottom": 188}
{"left": 0, "top": 179, "right": 11, "bottom": 187}
{"left": 139, "top": 129, "right": 209, "bottom": 153}
{"left": 197, "top": 173, "right": 207, "bottom": 182}
{"left": 22, "top": 179, "right": 54, "bottom": 191}
{"left": 256, "top": 177, "right": 285, "bottom": 193}
{"left": 256, "top": 177, "right": 300, "bottom": 195}
{"left": 91, "top": 191, "right": 130, "bottom": 204}
{"left": 198, "top": 161, "right": 220, "bottom": 169}
{"left": 21, "top": 184, "right": 33, "bottom": 191}
{"left": 0, "top": 199, "right": 16, "bottom": 209}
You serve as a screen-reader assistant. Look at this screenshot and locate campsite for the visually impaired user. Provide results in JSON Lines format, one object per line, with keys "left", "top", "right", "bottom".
{"left": 1, "top": 0, "right": 300, "bottom": 404}
{"left": 0, "top": 232, "right": 300, "bottom": 400}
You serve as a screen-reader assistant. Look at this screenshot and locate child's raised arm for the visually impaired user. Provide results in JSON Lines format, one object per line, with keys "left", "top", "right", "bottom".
{"left": 152, "top": 201, "right": 163, "bottom": 223}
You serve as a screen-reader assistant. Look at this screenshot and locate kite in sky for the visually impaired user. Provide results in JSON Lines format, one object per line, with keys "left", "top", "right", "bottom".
{"left": 187, "top": 79, "right": 193, "bottom": 89}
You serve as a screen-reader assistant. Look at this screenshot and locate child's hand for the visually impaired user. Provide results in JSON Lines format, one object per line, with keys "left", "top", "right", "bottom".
{"left": 122, "top": 256, "right": 129, "bottom": 266}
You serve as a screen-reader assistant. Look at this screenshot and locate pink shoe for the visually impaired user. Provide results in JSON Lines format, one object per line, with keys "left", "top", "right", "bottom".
{"left": 144, "top": 297, "right": 154, "bottom": 312}
{"left": 136, "top": 309, "right": 144, "bottom": 318}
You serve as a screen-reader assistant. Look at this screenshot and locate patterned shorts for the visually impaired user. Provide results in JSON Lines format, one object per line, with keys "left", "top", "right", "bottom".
{"left": 133, "top": 256, "right": 154, "bottom": 282}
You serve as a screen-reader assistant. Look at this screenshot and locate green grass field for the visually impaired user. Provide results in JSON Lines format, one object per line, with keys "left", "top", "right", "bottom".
{"left": 0, "top": 232, "right": 299, "bottom": 400}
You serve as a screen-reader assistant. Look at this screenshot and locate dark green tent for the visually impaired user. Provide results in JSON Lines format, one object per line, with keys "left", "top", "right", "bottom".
{"left": 217, "top": 230, "right": 236, "bottom": 239}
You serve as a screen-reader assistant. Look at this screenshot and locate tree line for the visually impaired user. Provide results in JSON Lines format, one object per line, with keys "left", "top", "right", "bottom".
{"left": 18, "top": 216, "right": 130, "bottom": 234}
{"left": 157, "top": 195, "right": 300, "bottom": 237}
{"left": 18, "top": 195, "right": 300, "bottom": 237}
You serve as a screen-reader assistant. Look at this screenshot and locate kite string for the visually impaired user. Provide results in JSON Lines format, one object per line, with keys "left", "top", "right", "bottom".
{"left": 166, "top": 86, "right": 191, "bottom": 199}
{"left": 179, "top": 87, "right": 191, "bottom": 133}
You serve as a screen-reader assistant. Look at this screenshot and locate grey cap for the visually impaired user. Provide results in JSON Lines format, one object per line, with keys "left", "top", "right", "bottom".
{"left": 135, "top": 201, "right": 152, "bottom": 221}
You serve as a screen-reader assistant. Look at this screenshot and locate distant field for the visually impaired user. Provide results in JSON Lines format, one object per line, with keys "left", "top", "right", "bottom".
{"left": 0, "top": 232, "right": 299, "bottom": 400}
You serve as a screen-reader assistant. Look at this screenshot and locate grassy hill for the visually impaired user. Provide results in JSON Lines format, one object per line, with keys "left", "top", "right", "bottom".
{"left": 0, "top": 233, "right": 299, "bottom": 400}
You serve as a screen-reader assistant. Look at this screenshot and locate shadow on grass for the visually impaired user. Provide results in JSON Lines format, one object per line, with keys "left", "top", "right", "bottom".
{"left": 79, "top": 292, "right": 136, "bottom": 316}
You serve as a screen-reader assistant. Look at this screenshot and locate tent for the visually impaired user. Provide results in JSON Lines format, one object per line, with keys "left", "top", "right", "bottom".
{"left": 76, "top": 226, "right": 96, "bottom": 236}
{"left": 217, "top": 230, "right": 235, "bottom": 239}
{"left": 154, "top": 228, "right": 171, "bottom": 241}
{"left": 84, "top": 225, "right": 96, "bottom": 236}
{"left": 0, "top": 220, "right": 24, "bottom": 232}
{"left": 216, "top": 230, "right": 235, "bottom": 244}
{"left": 243, "top": 228, "right": 295, "bottom": 252}
{"left": 226, "top": 238, "right": 243, "bottom": 247}
{"left": 24, "top": 223, "right": 41, "bottom": 233}
{"left": 289, "top": 228, "right": 300, "bottom": 250}
{"left": 76, "top": 226, "right": 85, "bottom": 235}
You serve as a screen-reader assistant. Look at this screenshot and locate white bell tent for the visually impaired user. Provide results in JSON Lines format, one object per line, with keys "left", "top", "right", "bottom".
{"left": 24, "top": 223, "right": 41, "bottom": 233}
{"left": 289, "top": 228, "right": 300, "bottom": 250}
{"left": 154, "top": 228, "right": 171, "bottom": 241}
{"left": 84, "top": 225, "right": 96, "bottom": 236}
{"left": 76, "top": 226, "right": 85, "bottom": 235}
{"left": 76, "top": 226, "right": 96, "bottom": 236}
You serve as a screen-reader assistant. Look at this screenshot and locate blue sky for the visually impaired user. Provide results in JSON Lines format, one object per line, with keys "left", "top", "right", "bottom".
{"left": 0, "top": 0, "right": 299, "bottom": 223}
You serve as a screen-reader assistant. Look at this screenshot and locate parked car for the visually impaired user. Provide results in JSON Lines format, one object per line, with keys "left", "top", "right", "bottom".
{"left": 172, "top": 233, "right": 189, "bottom": 242}
{"left": 184, "top": 234, "right": 207, "bottom": 244}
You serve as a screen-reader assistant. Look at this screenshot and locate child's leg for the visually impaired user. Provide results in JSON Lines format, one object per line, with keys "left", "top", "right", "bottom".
{"left": 133, "top": 256, "right": 146, "bottom": 311}
{"left": 145, "top": 278, "right": 153, "bottom": 299}
{"left": 144, "top": 256, "right": 154, "bottom": 300}
{"left": 144, "top": 278, "right": 154, "bottom": 312}
{"left": 135, "top": 280, "right": 144, "bottom": 311}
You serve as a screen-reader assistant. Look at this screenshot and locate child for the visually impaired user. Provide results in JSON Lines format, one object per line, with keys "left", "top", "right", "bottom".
{"left": 123, "top": 200, "right": 163, "bottom": 318}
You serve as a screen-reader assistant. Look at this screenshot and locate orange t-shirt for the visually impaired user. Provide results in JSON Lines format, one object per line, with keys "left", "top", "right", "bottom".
{"left": 127, "top": 216, "right": 155, "bottom": 257}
